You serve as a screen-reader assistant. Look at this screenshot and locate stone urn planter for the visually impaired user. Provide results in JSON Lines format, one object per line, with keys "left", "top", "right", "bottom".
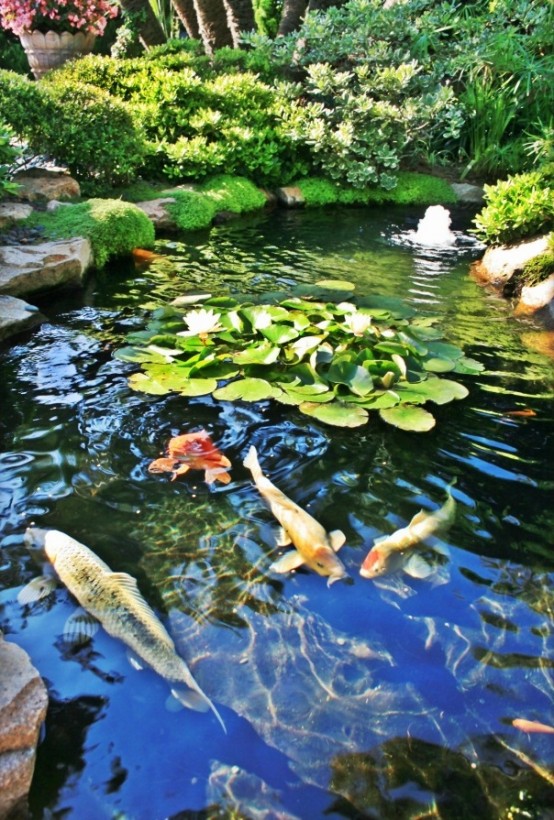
{"left": 19, "top": 30, "right": 96, "bottom": 79}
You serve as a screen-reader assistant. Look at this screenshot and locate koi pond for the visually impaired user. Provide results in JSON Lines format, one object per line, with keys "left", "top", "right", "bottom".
{"left": 1, "top": 206, "right": 553, "bottom": 819}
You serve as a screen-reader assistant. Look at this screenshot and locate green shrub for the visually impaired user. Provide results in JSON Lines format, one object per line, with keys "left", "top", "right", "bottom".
{"left": 200, "top": 175, "right": 267, "bottom": 213}
{"left": 293, "top": 172, "right": 456, "bottom": 208}
{"left": 0, "top": 120, "right": 21, "bottom": 197}
{"left": 386, "top": 172, "right": 457, "bottom": 206}
{"left": 473, "top": 171, "right": 554, "bottom": 245}
{"left": 0, "top": 31, "right": 28, "bottom": 74}
{"left": 28, "top": 199, "right": 155, "bottom": 268}
{"left": 0, "top": 70, "right": 46, "bottom": 135}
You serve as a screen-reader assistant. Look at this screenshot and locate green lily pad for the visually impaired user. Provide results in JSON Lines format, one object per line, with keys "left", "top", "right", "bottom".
{"left": 454, "top": 356, "right": 485, "bottom": 375}
{"left": 379, "top": 405, "right": 436, "bottom": 432}
{"left": 276, "top": 383, "right": 334, "bottom": 405}
{"left": 114, "top": 346, "right": 172, "bottom": 364}
{"left": 261, "top": 324, "right": 300, "bottom": 345}
{"left": 300, "top": 400, "right": 369, "bottom": 427}
{"left": 213, "top": 378, "right": 282, "bottom": 402}
{"left": 326, "top": 360, "right": 374, "bottom": 396}
{"left": 127, "top": 372, "right": 170, "bottom": 395}
{"left": 423, "top": 357, "right": 456, "bottom": 372}
{"left": 233, "top": 343, "right": 280, "bottom": 365}
{"left": 315, "top": 279, "right": 356, "bottom": 291}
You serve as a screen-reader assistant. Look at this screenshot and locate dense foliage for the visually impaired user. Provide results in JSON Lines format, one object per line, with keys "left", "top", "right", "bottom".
{"left": 116, "top": 283, "right": 483, "bottom": 431}
{"left": 0, "top": 118, "right": 20, "bottom": 197}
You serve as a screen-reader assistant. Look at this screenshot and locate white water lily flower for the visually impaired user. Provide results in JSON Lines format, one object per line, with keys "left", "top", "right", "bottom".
{"left": 343, "top": 311, "right": 373, "bottom": 336}
{"left": 178, "top": 308, "right": 222, "bottom": 337}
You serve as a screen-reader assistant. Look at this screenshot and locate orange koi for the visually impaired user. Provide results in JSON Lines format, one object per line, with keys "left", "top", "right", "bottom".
{"left": 148, "top": 429, "right": 231, "bottom": 484}
{"left": 512, "top": 718, "right": 554, "bottom": 734}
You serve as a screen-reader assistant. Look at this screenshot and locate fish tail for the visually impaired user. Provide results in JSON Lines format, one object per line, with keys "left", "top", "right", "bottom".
{"left": 171, "top": 683, "right": 227, "bottom": 733}
{"left": 243, "top": 445, "right": 262, "bottom": 480}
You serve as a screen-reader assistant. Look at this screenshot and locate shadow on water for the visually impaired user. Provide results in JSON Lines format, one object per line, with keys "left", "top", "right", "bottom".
{"left": 1, "top": 206, "right": 553, "bottom": 818}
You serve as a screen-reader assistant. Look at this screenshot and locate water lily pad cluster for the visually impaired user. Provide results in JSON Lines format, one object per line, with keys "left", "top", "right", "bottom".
{"left": 115, "top": 281, "right": 483, "bottom": 431}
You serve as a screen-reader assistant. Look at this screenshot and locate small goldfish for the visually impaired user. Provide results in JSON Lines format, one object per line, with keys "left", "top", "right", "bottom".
{"left": 18, "top": 527, "right": 226, "bottom": 732}
{"left": 148, "top": 429, "right": 231, "bottom": 484}
{"left": 513, "top": 718, "right": 554, "bottom": 734}
{"left": 360, "top": 482, "right": 456, "bottom": 580}
{"left": 243, "top": 445, "right": 348, "bottom": 586}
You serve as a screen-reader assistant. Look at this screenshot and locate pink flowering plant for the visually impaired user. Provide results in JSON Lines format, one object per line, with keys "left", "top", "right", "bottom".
{"left": 0, "top": 0, "right": 118, "bottom": 36}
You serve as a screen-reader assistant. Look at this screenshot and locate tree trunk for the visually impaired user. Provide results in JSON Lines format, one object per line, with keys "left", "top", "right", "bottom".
{"left": 172, "top": 0, "right": 200, "bottom": 38}
{"left": 222, "top": 0, "right": 256, "bottom": 47}
{"left": 277, "top": 0, "right": 308, "bottom": 35}
{"left": 118, "top": 0, "right": 168, "bottom": 47}
{"left": 193, "top": 0, "right": 234, "bottom": 53}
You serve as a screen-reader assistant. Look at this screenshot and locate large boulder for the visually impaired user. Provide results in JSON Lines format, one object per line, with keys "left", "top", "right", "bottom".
{"left": 0, "top": 296, "right": 45, "bottom": 341}
{"left": 135, "top": 197, "right": 178, "bottom": 232}
{"left": 472, "top": 236, "right": 550, "bottom": 291}
{"left": 0, "top": 635, "right": 48, "bottom": 819}
{"left": 0, "top": 237, "right": 92, "bottom": 297}
{"left": 13, "top": 168, "right": 80, "bottom": 203}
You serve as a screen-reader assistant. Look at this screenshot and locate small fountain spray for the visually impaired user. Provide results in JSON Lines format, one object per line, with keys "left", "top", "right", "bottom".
{"left": 413, "top": 205, "right": 457, "bottom": 247}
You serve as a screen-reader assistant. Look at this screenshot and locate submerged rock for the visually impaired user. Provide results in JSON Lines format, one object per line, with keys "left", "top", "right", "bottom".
{"left": 0, "top": 634, "right": 48, "bottom": 819}
{"left": 0, "top": 295, "right": 45, "bottom": 341}
{"left": 207, "top": 760, "right": 301, "bottom": 820}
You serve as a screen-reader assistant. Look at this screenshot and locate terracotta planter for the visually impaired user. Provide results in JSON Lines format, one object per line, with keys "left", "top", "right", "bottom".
{"left": 19, "top": 30, "right": 96, "bottom": 79}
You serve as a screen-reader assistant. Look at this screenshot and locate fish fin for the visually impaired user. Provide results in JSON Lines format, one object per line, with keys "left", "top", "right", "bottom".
{"left": 63, "top": 608, "right": 99, "bottom": 645}
{"left": 165, "top": 693, "right": 184, "bottom": 712}
{"left": 127, "top": 650, "right": 145, "bottom": 671}
{"left": 329, "top": 530, "right": 346, "bottom": 551}
{"left": 17, "top": 575, "right": 57, "bottom": 605}
{"left": 408, "top": 510, "right": 428, "bottom": 526}
{"left": 275, "top": 527, "right": 292, "bottom": 547}
{"left": 243, "top": 445, "right": 261, "bottom": 478}
{"left": 204, "top": 467, "right": 231, "bottom": 485}
{"left": 269, "top": 550, "right": 306, "bottom": 574}
{"left": 402, "top": 554, "right": 434, "bottom": 580}
{"left": 171, "top": 686, "right": 227, "bottom": 734}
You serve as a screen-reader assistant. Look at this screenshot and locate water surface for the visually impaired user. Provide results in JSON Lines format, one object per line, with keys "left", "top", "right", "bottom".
{"left": 1, "top": 206, "right": 553, "bottom": 819}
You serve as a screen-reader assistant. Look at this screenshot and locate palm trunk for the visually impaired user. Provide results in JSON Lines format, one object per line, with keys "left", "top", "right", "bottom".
{"left": 277, "top": 0, "right": 308, "bottom": 35}
{"left": 172, "top": 0, "right": 200, "bottom": 38}
{"left": 118, "top": 0, "right": 168, "bottom": 47}
{"left": 221, "top": 0, "right": 256, "bottom": 47}
{"left": 193, "top": 0, "right": 234, "bottom": 53}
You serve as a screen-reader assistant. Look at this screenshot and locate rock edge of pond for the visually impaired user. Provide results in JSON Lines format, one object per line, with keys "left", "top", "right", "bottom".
{"left": 0, "top": 169, "right": 552, "bottom": 341}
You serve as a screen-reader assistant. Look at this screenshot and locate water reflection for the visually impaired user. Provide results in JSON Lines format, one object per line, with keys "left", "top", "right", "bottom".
{"left": 0, "top": 206, "right": 553, "bottom": 818}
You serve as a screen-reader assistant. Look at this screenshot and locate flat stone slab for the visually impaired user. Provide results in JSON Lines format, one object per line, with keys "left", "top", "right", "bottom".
{"left": 450, "top": 182, "right": 485, "bottom": 204}
{"left": 0, "top": 295, "right": 45, "bottom": 341}
{"left": 0, "top": 237, "right": 93, "bottom": 297}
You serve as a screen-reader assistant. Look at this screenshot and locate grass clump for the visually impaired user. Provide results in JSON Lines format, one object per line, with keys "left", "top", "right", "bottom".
{"left": 28, "top": 200, "right": 155, "bottom": 268}
{"left": 292, "top": 173, "right": 457, "bottom": 208}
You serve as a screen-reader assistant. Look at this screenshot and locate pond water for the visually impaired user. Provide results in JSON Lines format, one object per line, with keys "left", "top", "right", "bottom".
{"left": 1, "top": 206, "right": 553, "bottom": 819}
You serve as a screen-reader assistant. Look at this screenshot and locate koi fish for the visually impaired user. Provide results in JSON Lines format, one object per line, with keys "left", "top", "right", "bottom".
{"left": 360, "top": 482, "right": 456, "bottom": 580}
{"left": 148, "top": 428, "right": 231, "bottom": 484}
{"left": 513, "top": 718, "right": 554, "bottom": 734}
{"left": 243, "top": 445, "right": 348, "bottom": 586}
{"left": 18, "top": 527, "right": 226, "bottom": 732}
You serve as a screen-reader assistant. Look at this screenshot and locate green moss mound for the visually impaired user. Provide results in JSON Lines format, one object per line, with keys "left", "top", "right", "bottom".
{"left": 29, "top": 199, "right": 155, "bottom": 268}
{"left": 165, "top": 190, "right": 218, "bottom": 231}
{"left": 293, "top": 173, "right": 457, "bottom": 208}
{"left": 521, "top": 251, "right": 554, "bottom": 287}
{"left": 200, "top": 175, "right": 267, "bottom": 213}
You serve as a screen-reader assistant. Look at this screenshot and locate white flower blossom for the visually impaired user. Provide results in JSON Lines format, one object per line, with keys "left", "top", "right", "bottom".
{"left": 178, "top": 308, "right": 222, "bottom": 337}
{"left": 343, "top": 311, "right": 373, "bottom": 337}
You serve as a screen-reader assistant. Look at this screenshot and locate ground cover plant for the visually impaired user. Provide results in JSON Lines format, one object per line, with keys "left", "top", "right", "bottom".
{"left": 116, "top": 282, "right": 484, "bottom": 432}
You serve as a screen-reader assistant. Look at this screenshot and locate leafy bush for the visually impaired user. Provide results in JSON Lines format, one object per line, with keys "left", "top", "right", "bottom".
{"left": 473, "top": 171, "right": 554, "bottom": 245}
{"left": 0, "top": 70, "right": 145, "bottom": 190}
{"left": 0, "top": 119, "right": 20, "bottom": 197}
{"left": 0, "top": 30, "right": 28, "bottom": 74}
{"left": 28, "top": 199, "right": 155, "bottom": 267}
